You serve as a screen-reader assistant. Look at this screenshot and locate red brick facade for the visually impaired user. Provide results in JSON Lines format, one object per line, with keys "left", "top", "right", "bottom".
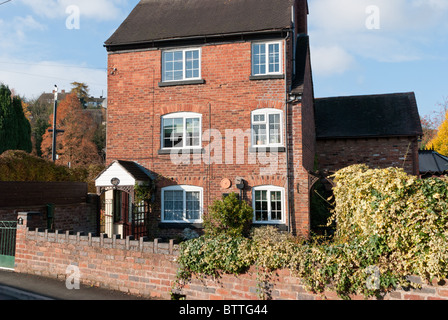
{"left": 106, "top": 29, "right": 315, "bottom": 237}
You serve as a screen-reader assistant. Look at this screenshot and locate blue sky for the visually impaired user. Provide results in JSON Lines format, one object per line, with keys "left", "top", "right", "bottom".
{"left": 0, "top": 0, "right": 447, "bottom": 118}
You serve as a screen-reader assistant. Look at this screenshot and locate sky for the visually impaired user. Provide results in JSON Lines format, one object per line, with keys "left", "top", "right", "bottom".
{"left": 0, "top": 0, "right": 447, "bottom": 119}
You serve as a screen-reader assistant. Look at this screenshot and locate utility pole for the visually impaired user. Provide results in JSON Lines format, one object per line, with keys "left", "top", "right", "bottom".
{"left": 48, "top": 85, "right": 64, "bottom": 162}
{"left": 52, "top": 85, "right": 58, "bottom": 162}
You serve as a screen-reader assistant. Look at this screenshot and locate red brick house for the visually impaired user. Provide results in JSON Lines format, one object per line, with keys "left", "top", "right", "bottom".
{"left": 96, "top": 0, "right": 314, "bottom": 239}
{"left": 95, "top": 0, "right": 422, "bottom": 240}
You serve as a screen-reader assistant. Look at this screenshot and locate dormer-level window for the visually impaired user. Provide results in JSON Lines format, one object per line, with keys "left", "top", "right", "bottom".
{"left": 251, "top": 109, "right": 283, "bottom": 148}
{"left": 161, "top": 112, "right": 202, "bottom": 149}
{"left": 162, "top": 48, "right": 201, "bottom": 82}
{"left": 252, "top": 41, "right": 282, "bottom": 76}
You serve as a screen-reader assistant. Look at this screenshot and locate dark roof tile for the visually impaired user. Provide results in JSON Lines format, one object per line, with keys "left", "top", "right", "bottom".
{"left": 314, "top": 92, "right": 423, "bottom": 139}
{"left": 105, "top": 0, "right": 295, "bottom": 48}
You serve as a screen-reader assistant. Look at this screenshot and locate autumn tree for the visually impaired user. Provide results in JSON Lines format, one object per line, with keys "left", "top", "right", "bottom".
{"left": 41, "top": 92, "right": 102, "bottom": 167}
{"left": 426, "top": 110, "right": 448, "bottom": 156}
{"left": 23, "top": 98, "right": 53, "bottom": 156}
{"left": 70, "top": 82, "right": 89, "bottom": 107}
{"left": 0, "top": 84, "right": 32, "bottom": 154}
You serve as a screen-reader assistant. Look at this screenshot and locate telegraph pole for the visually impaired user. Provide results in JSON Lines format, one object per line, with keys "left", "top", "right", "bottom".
{"left": 52, "top": 85, "right": 58, "bottom": 162}
{"left": 49, "top": 85, "right": 64, "bottom": 162}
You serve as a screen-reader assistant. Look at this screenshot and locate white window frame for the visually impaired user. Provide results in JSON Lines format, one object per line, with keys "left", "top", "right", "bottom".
{"left": 161, "top": 185, "right": 203, "bottom": 223}
{"left": 251, "top": 41, "right": 283, "bottom": 76}
{"left": 251, "top": 108, "right": 284, "bottom": 148}
{"left": 252, "top": 185, "right": 285, "bottom": 224}
{"left": 161, "top": 112, "right": 202, "bottom": 150}
{"left": 162, "top": 47, "right": 202, "bottom": 82}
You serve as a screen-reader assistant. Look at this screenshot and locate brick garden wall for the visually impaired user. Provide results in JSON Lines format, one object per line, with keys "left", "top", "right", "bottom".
{"left": 14, "top": 212, "right": 448, "bottom": 301}
{"left": 0, "top": 182, "right": 99, "bottom": 234}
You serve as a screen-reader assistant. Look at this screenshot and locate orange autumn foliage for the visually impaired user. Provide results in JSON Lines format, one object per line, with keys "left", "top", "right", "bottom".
{"left": 41, "top": 92, "right": 102, "bottom": 167}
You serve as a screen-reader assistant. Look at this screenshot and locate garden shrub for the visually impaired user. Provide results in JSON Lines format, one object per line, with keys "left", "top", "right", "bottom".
{"left": 331, "top": 164, "right": 448, "bottom": 281}
{"left": 0, "top": 150, "right": 104, "bottom": 192}
{"left": 175, "top": 165, "right": 448, "bottom": 300}
{"left": 176, "top": 234, "right": 252, "bottom": 282}
{"left": 203, "top": 192, "right": 253, "bottom": 237}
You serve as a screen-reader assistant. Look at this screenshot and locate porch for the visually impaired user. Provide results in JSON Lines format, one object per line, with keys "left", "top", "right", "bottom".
{"left": 95, "top": 160, "right": 155, "bottom": 240}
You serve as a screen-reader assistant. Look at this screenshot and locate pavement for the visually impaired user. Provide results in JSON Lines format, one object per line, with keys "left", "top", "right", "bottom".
{"left": 0, "top": 269, "right": 152, "bottom": 300}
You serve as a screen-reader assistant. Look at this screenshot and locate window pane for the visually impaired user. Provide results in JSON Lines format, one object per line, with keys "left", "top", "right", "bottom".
{"left": 255, "top": 190, "right": 268, "bottom": 221}
{"left": 269, "top": 113, "right": 281, "bottom": 144}
{"left": 268, "top": 43, "right": 280, "bottom": 73}
{"left": 186, "top": 191, "right": 200, "bottom": 220}
{"left": 173, "top": 118, "right": 184, "bottom": 147}
{"left": 270, "top": 191, "right": 282, "bottom": 220}
{"left": 164, "top": 190, "right": 183, "bottom": 221}
{"left": 163, "top": 118, "right": 174, "bottom": 148}
{"left": 164, "top": 190, "right": 177, "bottom": 220}
{"left": 186, "top": 118, "right": 200, "bottom": 147}
{"left": 185, "top": 50, "right": 200, "bottom": 79}
{"left": 163, "top": 50, "right": 184, "bottom": 81}
{"left": 253, "top": 114, "right": 265, "bottom": 123}
{"left": 252, "top": 44, "right": 266, "bottom": 75}
{"left": 253, "top": 124, "right": 267, "bottom": 145}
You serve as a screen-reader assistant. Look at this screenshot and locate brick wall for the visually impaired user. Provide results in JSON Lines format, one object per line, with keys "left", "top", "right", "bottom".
{"left": 106, "top": 37, "right": 315, "bottom": 237}
{"left": 316, "top": 136, "right": 420, "bottom": 175}
{"left": 0, "top": 182, "right": 98, "bottom": 235}
{"left": 14, "top": 212, "right": 448, "bottom": 301}
{"left": 0, "top": 203, "right": 97, "bottom": 234}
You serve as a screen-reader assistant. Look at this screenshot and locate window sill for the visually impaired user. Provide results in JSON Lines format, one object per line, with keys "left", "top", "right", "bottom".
{"left": 159, "top": 222, "right": 203, "bottom": 229}
{"left": 158, "top": 79, "right": 205, "bottom": 87}
{"left": 249, "top": 146, "right": 286, "bottom": 153}
{"left": 158, "top": 148, "right": 205, "bottom": 155}
{"left": 249, "top": 74, "right": 285, "bottom": 81}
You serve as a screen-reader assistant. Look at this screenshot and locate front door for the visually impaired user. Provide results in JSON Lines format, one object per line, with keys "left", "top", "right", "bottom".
{"left": 113, "top": 190, "right": 132, "bottom": 238}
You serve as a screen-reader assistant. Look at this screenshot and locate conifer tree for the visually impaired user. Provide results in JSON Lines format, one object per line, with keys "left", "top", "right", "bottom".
{"left": 0, "top": 84, "right": 32, "bottom": 154}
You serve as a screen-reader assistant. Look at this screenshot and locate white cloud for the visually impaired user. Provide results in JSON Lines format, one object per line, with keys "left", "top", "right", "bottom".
{"left": 310, "top": 45, "right": 355, "bottom": 77}
{"left": 308, "top": 0, "right": 448, "bottom": 75}
{"left": 18, "top": 0, "right": 126, "bottom": 21}
{"left": 0, "top": 58, "right": 107, "bottom": 100}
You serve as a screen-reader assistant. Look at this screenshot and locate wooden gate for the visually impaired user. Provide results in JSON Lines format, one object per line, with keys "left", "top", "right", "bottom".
{"left": 0, "top": 221, "right": 17, "bottom": 269}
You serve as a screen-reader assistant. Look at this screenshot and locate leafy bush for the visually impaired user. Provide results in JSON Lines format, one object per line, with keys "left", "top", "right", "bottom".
{"left": 0, "top": 150, "right": 104, "bottom": 192}
{"left": 174, "top": 165, "right": 448, "bottom": 300}
{"left": 331, "top": 164, "right": 448, "bottom": 281}
{"left": 176, "top": 234, "right": 252, "bottom": 282}
{"left": 203, "top": 192, "right": 253, "bottom": 237}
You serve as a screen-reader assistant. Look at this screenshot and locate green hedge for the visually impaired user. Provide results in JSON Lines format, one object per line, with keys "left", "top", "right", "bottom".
{"left": 175, "top": 165, "right": 448, "bottom": 300}
{"left": 0, "top": 150, "right": 103, "bottom": 192}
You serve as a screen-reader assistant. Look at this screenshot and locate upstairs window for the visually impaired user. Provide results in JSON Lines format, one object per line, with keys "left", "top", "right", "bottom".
{"left": 251, "top": 109, "right": 283, "bottom": 147}
{"left": 162, "top": 48, "right": 201, "bottom": 82}
{"left": 252, "top": 41, "right": 282, "bottom": 76}
{"left": 161, "top": 112, "right": 202, "bottom": 149}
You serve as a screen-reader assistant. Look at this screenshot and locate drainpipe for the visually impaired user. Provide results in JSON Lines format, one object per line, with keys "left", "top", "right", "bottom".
{"left": 284, "top": 30, "right": 291, "bottom": 234}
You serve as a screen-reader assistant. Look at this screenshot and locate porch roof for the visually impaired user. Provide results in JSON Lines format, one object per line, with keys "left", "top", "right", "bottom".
{"left": 419, "top": 150, "right": 448, "bottom": 176}
{"left": 95, "top": 160, "right": 153, "bottom": 190}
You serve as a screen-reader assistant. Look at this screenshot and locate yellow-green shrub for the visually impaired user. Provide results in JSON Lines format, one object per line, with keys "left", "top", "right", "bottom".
{"left": 174, "top": 165, "right": 448, "bottom": 300}
{"left": 331, "top": 164, "right": 448, "bottom": 281}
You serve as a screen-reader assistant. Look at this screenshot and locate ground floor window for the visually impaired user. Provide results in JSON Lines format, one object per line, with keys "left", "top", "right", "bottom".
{"left": 252, "top": 186, "right": 285, "bottom": 224}
{"left": 161, "top": 185, "right": 203, "bottom": 223}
